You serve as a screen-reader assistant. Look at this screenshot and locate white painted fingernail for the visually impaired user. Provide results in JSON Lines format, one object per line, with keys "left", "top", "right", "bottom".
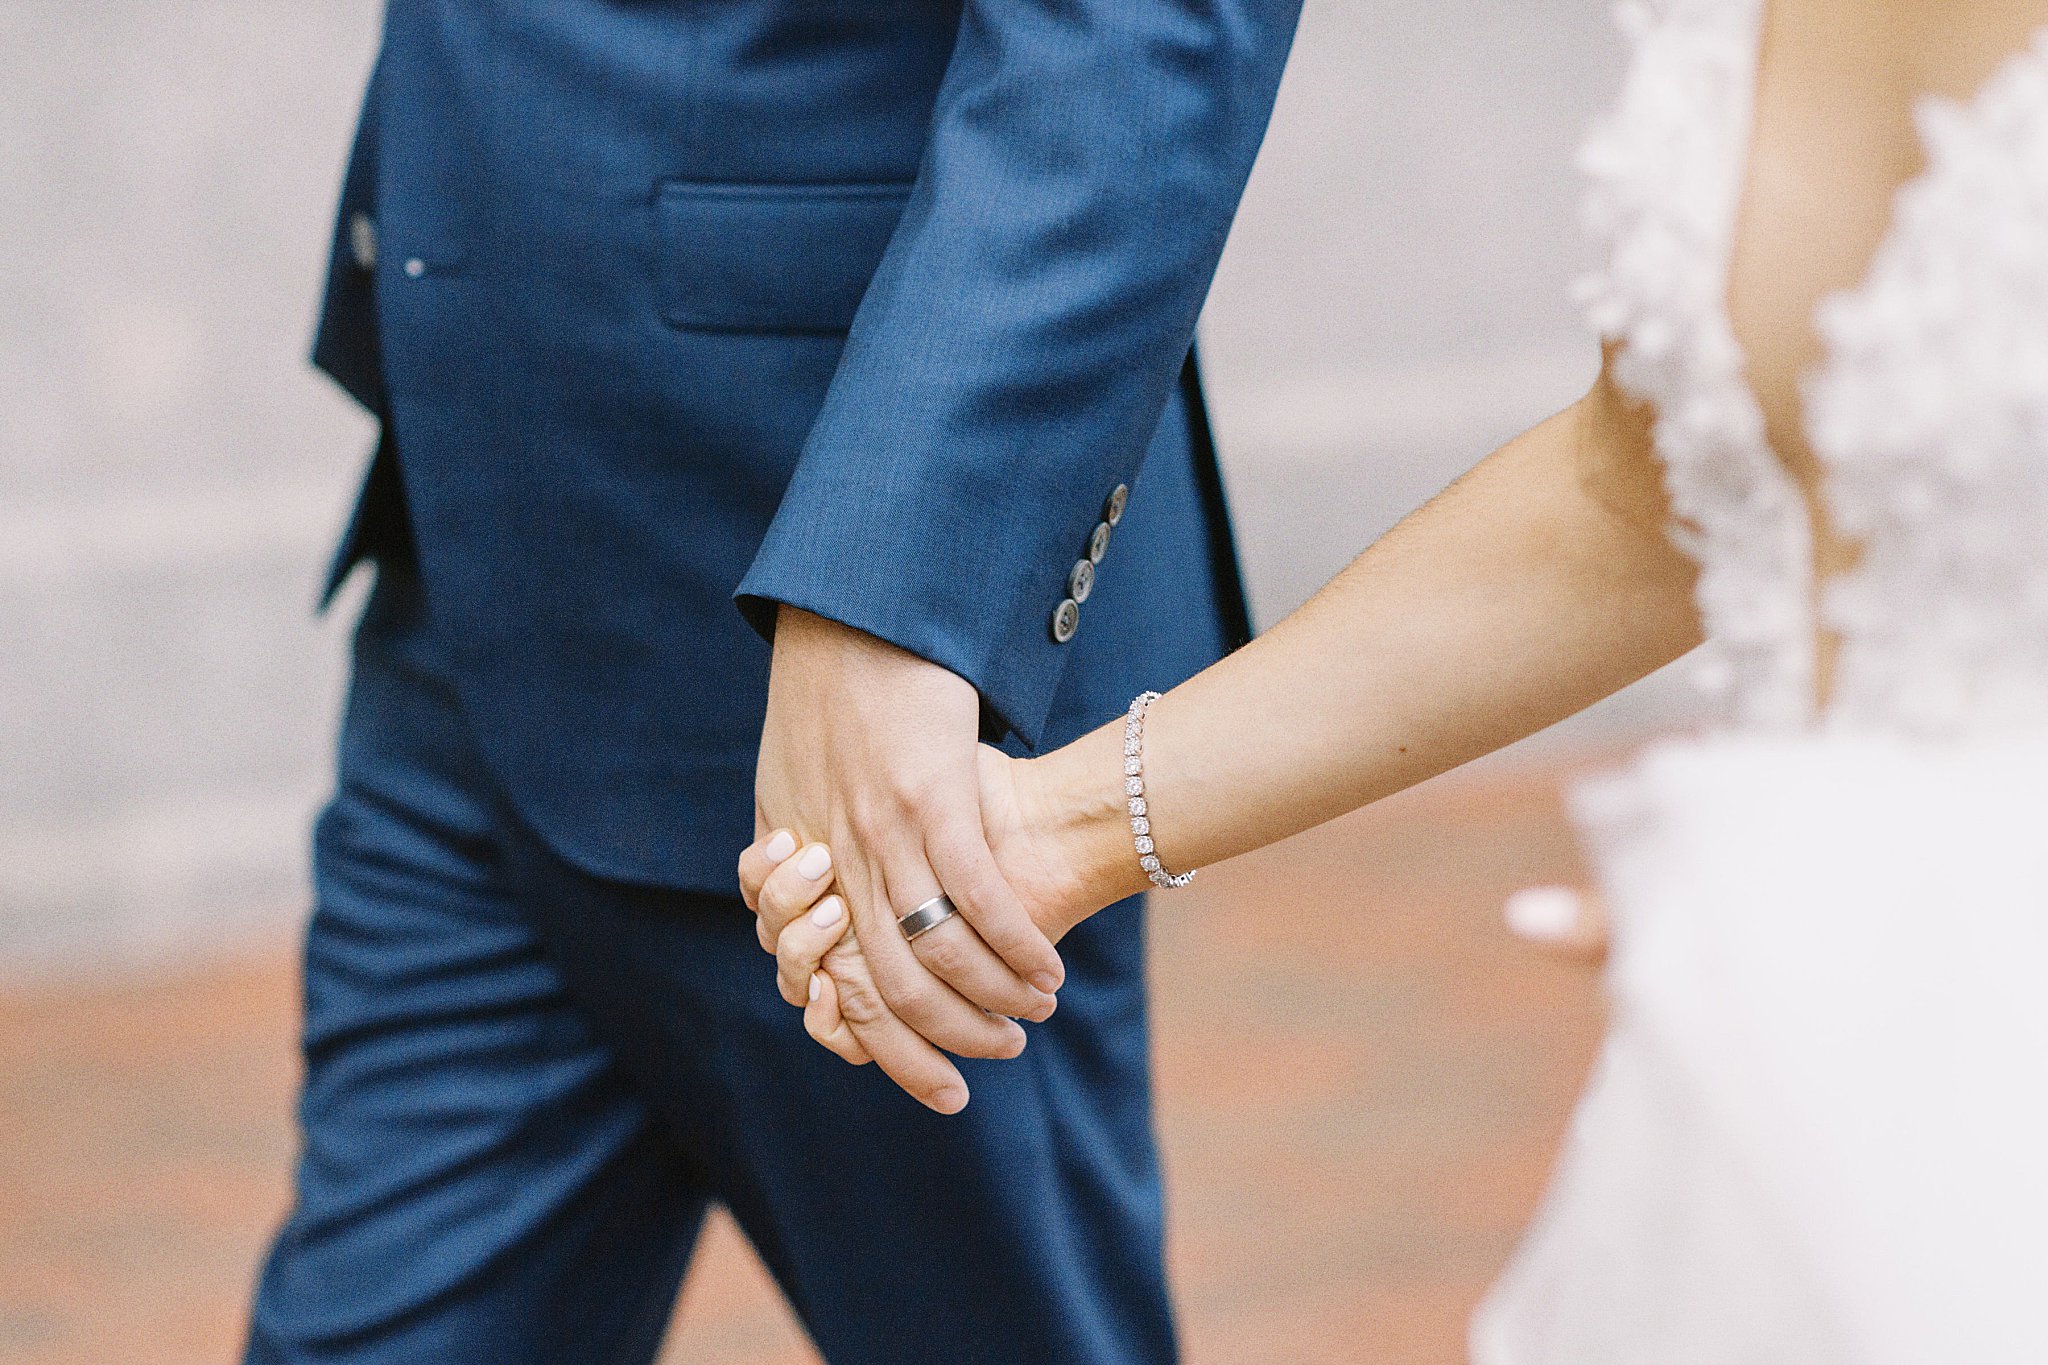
{"left": 763, "top": 830, "right": 797, "bottom": 863}
{"left": 808, "top": 972, "right": 822, "bottom": 1003}
{"left": 795, "top": 845, "right": 832, "bottom": 881}
{"left": 1505, "top": 886, "right": 1583, "bottom": 942}
{"left": 811, "top": 896, "right": 844, "bottom": 929}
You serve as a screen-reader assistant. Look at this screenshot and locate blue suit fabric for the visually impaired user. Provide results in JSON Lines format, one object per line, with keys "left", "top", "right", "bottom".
{"left": 251, "top": 1, "right": 1301, "bottom": 1360}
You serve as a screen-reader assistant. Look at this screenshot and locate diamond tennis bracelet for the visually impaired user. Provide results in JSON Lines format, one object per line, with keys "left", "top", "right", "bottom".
{"left": 1123, "top": 691, "right": 1196, "bottom": 890}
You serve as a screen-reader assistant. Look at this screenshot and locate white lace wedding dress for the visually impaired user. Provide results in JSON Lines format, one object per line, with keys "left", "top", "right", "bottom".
{"left": 1472, "top": 4, "right": 2048, "bottom": 1361}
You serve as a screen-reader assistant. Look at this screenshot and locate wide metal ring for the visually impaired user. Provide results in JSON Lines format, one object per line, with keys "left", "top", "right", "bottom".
{"left": 896, "top": 894, "right": 959, "bottom": 942}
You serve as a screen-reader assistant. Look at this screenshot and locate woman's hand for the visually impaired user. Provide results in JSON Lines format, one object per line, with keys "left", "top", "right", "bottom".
{"left": 968, "top": 742, "right": 1136, "bottom": 945}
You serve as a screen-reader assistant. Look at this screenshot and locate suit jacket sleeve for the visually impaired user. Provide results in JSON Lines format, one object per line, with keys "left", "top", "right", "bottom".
{"left": 735, "top": 0, "right": 1304, "bottom": 747}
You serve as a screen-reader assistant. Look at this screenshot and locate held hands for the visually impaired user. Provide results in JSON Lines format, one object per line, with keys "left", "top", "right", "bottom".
{"left": 740, "top": 743, "right": 1113, "bottom": 1108}
{"left": 742, "top": 607, "right": 1109, "bottom": 1113}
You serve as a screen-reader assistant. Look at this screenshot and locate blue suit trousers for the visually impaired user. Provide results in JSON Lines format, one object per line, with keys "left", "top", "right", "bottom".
{"left": 244, "top": 568, "right": 1178, "bottom": 1365}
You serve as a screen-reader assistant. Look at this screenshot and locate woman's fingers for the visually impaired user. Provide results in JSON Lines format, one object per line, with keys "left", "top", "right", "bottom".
{"left": 737, "top": 828, "right": 797, "bottom": 911}
{"left": 776, "top": 893, "right": 849, "bottom": 1006}
{"left": 744, "top": 835, "right": 836, "bottom": 952}
{"left": 802, "top": 960, "right": 871, "bottom": 1067}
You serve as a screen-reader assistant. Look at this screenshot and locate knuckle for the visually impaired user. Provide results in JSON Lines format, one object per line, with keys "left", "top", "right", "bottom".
{"left": 953, "top": 873, "right": 1003, "bottom": 919}
{"left": 847, "top": 797, "right": 891, "bottom": 834}
{"left": 911, "top": 931, "right": 973, "bottom": 978}
{"left": 976, "top": 917, "right": 1032, "bottom": 955}
{"left": 762, "top": 893, "right": 811, "bottom": 939}
{"left": 888, "top": 982, "right": 944, "bottom": 1028}
{"left": 778, "top": 961, "right": 818, "bottom": 1002}
{"left": 896, "top": 780, "right": 942, "bottom": 817}
{"left": 831, "top": 973, "right": 890, "bottom": 1028}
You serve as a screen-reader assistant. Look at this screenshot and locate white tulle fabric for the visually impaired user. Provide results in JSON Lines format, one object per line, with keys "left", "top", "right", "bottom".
{"left": 1477, "top": 737, "right": 2048, "bottom": 1365}
{"left": 1814, "top": 33, "right": 2048, "bottom": 738}
{"left": 1472, "top": 8, "right": 2048, "bottom": 1363}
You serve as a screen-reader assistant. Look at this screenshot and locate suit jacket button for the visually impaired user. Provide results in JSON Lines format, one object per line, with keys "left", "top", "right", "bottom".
{"left": 1068, "top": 558, "right": 1096, "bottom": 604}
{"left": 1104, "top": 483, "right": 1130, "bottom": 526}
{"left": 349, "top": 212, "right": 378, "bottom": 271}
{"left": 1087, "top": 521, "right": 1112, "bottom": 564}
{"left": 1050, "top": 598, "right": 1081, "bottom": 644}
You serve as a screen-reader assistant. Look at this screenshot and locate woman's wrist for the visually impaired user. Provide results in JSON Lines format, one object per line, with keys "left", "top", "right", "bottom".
{"left": 1014, "top": 721, "right": 1156, "bottom": 908}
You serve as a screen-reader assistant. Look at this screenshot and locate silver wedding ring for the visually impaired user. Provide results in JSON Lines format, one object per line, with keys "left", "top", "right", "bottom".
{"left": 896, "top": 894, "right": 959, "bottom": 941}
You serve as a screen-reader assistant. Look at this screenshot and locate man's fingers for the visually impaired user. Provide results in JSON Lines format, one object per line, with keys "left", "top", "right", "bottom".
{"left": 776, "top": 894, "right": 849, "bottom": 1006}
{"left": 925, "top": 818, "right": 1065, "bottom": 993}
{"left": 862, "top": 855, "right": 1027, "bottom": 1061}
{"left": 802, "top": 964, "right": 871, "bottom": 1067}
{"left": 908, "top": 914, "right": 1056, "bottom": 1023}
{"left": 823, "top": 941, "right": 972, "bottom": 1113}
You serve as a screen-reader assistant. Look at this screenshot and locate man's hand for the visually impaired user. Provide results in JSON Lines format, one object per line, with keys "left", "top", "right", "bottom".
{"left": 749, "top": 606, "right": 1063, "bottom": 1110}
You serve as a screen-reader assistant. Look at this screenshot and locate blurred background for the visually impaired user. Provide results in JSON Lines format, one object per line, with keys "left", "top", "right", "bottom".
{"left": 0, "top": 1, "right": 1688, "bottom": 1361}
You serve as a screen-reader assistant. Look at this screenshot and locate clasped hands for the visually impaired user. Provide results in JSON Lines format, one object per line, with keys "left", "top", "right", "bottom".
{"left": 736, "top": 607, "right": 1105, "bottom": 1114}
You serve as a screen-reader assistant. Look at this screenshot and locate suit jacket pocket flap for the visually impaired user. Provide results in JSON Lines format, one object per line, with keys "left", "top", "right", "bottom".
{"left": 656, "top": 181, "right": 912, "bottom": 334}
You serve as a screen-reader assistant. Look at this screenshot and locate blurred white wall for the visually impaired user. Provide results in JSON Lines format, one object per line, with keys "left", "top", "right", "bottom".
{"left": 0, "top": 0, "right": 1677, "bottom": 980}
{"left": 2, "top": 2, "right": 381, "bottom": 973}
{"left": 1208, "top": 0, "right": 1624, "bottom": 618}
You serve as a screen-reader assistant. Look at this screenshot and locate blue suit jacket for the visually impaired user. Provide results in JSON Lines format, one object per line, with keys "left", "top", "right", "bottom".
{"left": 315, "top": 0, "right": 1301, "bottom": 891}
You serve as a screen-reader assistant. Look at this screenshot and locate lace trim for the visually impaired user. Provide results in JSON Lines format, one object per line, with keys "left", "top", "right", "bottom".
{"left": 1576, "top": 0, "right": 1815, "bottom": 731}
{"left": 1809, "top": 32, "right": 2048, "bottom": 738}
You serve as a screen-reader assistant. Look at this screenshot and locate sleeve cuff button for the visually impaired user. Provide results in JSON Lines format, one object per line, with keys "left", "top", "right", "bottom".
{"left": 1050, "top": 598, "right": 1081, "bottom": 644}
{"left": 1103, "top": 483, "right": 1130, "bottom": 526}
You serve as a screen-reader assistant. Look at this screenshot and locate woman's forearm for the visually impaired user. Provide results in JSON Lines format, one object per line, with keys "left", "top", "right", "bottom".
{"left": 1022, "top": 364, "right": 1702, "bottom": 902}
